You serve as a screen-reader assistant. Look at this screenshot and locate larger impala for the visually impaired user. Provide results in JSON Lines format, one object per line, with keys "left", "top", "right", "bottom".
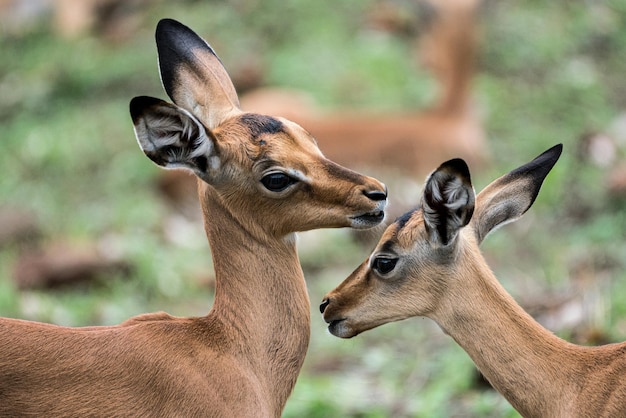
{"left": 321, "top": 144, "right": 626, "bottom": 418}
{"left": 0, "top": 19, "right": 387, "bottom": 417}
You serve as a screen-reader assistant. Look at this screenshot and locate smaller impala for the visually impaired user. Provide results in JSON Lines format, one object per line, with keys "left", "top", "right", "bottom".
{"left": 321, "top": 144, "right": 626, "bottom": 418}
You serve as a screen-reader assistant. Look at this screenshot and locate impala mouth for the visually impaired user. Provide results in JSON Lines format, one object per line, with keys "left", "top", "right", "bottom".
{"left": 327, "top": 318, "right": 345, "bottom": 333}
{"left": 327, "top": 318, "right": 356, "bottom": 339}
{"left": 351, "top": 211, "right": 385, "bottom": 228}
{"left": 328, "top": 318, "right": 345, "bottom": 327}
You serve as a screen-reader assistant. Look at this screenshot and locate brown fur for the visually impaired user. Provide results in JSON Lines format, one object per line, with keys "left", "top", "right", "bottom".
{"left": 0, "top": 19, "right": 387, "bottom": 417}
{"left": 322, "top": 146, "right": 626, "bottom": 417}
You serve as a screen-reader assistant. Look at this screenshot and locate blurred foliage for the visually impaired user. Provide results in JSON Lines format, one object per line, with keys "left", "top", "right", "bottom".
{"left": 1, "top": 0, "right": 626, "bottom": 417}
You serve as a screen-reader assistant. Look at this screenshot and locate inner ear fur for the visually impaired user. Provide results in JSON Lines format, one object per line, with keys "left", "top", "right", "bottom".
{"left": 130, "top": 96, "right": 216, "bottom": 180}
{"left": 422, "top": 158, "right": 475, "bottom": 246}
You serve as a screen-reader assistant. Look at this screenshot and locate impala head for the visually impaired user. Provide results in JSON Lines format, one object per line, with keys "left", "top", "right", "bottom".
{"left": 320, "top": 144, "right": 562, "bottom": 338}
{"left": 130, "top": 19, "right": 387, "bottom": 238}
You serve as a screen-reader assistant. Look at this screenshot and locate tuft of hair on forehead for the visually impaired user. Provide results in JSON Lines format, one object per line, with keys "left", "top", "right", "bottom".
{"left": 238, "top": 114, "right": 284, "bottom": 142}
{"left": 395, "top": 206, "right": 421, "bottom": 231}
{"left": 384, "top": 206, "right": 425, "bottom": 249}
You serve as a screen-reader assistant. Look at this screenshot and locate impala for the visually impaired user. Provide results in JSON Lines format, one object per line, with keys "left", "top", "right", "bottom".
{"left": 0, "top": 19, "right": 387, "bottom": 417}
{"left": 321, "top": 144, "right": 626, "bottom": 417}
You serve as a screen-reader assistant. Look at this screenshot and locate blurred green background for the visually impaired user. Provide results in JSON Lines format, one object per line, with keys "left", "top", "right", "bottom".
{"left": 1, "top": 1, "right": 626, "bottom": 416}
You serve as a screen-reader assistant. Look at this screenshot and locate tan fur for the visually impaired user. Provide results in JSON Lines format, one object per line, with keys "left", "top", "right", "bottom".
{"left": 0, "top": 19, "right": 387, "bottom": 417}
{"left": 322, "top": 149, "right": 626, "bottom": 417}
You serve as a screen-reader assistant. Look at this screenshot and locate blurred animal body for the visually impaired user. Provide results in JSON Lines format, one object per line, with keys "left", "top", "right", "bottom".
{"left": 0, "top": 19, "right": 387, "bottom": 417}
{"left": 321, "top": 144, "right": 626, "bottom": 417}
{"left": 241, "top": 0, "right": 487, "bottom": 180}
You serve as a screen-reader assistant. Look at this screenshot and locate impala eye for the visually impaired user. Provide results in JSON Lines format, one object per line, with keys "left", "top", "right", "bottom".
{"left": 261, "top": 172, "right": 297, "bottom": 192}
{"left": 372, "top": 257, "right": 398, "bottom": 275}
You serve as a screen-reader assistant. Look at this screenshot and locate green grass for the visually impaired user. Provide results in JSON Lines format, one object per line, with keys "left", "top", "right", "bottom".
{"left": 1, "top": 1, "right": 626, "bottom": 416}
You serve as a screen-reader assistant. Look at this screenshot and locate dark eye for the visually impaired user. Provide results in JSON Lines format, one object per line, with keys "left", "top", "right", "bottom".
{"left": 261, "top": 172, "right": 296, "bottom": 192}
{"left": 372, "top": 257, "right": 398, "bottom": 275}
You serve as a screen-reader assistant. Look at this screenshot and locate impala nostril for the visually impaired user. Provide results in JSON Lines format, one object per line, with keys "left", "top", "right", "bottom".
{"left": 363, "top": 189, "right": 387, "bottom": 202}
{"left": 319, "top": 298, "right": 330, "bottom": 314}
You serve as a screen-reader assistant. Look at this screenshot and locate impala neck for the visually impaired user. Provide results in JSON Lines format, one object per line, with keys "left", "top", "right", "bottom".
{"left": 433, "top": 245, "right": 581, "bottom": 418}
{"left": 198, "top": 182, "right": 311, "bottom": 411}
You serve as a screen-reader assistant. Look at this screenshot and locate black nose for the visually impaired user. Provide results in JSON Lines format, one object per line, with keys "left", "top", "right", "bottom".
{"left": 364, "top": 189, "right": 387, "bottom": 201}
{"left": 319, "top": 298, "right": 330, "bottom": 314}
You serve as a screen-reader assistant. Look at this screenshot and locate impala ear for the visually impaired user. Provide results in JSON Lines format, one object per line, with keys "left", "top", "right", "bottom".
{"left": 155, "top": 18, "right": 241, "bottom": 129}
{"left": 130, "top": 95, "right": 218, "bottom": 183}
{"left": 472, "top": 144, "right": 562, "bottom": 244}
{"left": 422, "top": 158, "right": 475, "bottom": 246}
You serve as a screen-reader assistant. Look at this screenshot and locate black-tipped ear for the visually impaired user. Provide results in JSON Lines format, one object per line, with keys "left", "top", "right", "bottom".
{"left": 155, "top": 19, "right": 218, "bottom": 102}
{"left": 153, "top": 19, "right": 240, "bottom": 129}
{"left": 422, "top": 158, "right": 475, "bottom": 246}
{"left": 505, "top": 144, "right": 562, "bottom": 193}
{"left": 472, "top": 144, "right": 562, "bottom": 244}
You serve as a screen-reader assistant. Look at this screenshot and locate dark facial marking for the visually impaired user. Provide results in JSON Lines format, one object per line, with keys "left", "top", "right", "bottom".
{"left": 395, "top": 206, "right": 420, "bottom": 231}
{"left": 323, "top": 161, "right": 364, "bottom": 185}
{"left": 379, "top": 240, "right": 396, "bottom": 255}
{"left": 239, "top": 114, "right": 284, "bottom": 141}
